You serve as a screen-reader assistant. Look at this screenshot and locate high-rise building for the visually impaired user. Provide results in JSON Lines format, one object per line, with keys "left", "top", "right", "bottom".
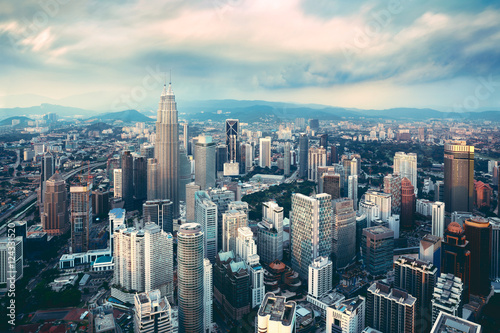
{"left": 463, "top": 217, "right": 492, "bottom": 296}
{"left": 0, "top": 236, "right": 23, "bottom": 292}
{"left": 222, "top": 210, "right": 248, "bottom": 253}
{"left": 319, "top": 172, "right": 342, "bottom": 199}
{"left": 194, "top": 135, "right": 216, "bottom": 190}
{"left": 490, "top": 218, "right": 500, "bottom": 282}
{"left": 154, "top": 83, "right": 180, "bottom": 217}
{"left": 361, "top": 226, "right": 394, "bottom": 276}
{"left": 183, "top": 123, "right": 189, "bottom": 151}
{"left": 204, "top": 258, "right": 214, "bottom": 332}
{"left": 441, "top": 222, "right": 471, "bottom": 301}
{"left": 320, "top": 134, "right": 328, "bottom": 150}
{"left": 146, "top": 158, "right": 158, "bottom": 201}
{"left": 225, "top": 119, "right": 239, "bottom": 163}
{"left": 114, "top": 223, "right": 174, "bottom": 302}
{"left": 178, "top": 146, "right": 191, "bottom": 202}
{"left": 257, "top": 201, "right": 284, "bottom": 263}
{"left": 366, "top": 282, "right": 416, "bottom": 333}
{"left": 431, "top": 273, "right": 463, "bottom": 325}
{"left": 70, "top": 184, "right": 92, "bottom": 253}
{"left": 393, "top": 152, "right": 417, "bottom": 191}
{"left": 41, "top": 173, "right": 67, "bottom": 235}
{"left": 209, "top": 188, "right": 236, "bottom": 251}
{"left": 140, "top": 145, "right": 155, "bottom": 159}
{"left": 394, "top": 256, "right": 438, "bottom": 324}
{"left": 216, "top": 144, "right": 228, "bottom": 174}
{"left": 92, "top": 189, "right": 109, "bottom": 221}
{"left": 434, "top": 180, "right": 444, "bottom": 202}
{"left": 444, "top": 141, "right": 474, "bottom": 213}
{"left": 235, "top": 227, "right": 265, "bottom": 308}
{"left": 143, "top": 199, "right": 173, "bottom": 233}
{"left": 308, "top": 146, "right": 327, "bottom": 182}
{"left": 134, "top": 290, "right": 173, "bottom": 333}
{"left": 388, "top": 214, "right": 400, "bottom": 239}
{"left": 290, "top": 193, "right": 332, "bottom": 279}
{"left": 384, "top": 173, "right": 402, "bottom": 214}
{"left": 401, "top": 177, "right": 416, "bottom": 229}
{"left": 242, "top": 142, "right": 254, "bottom": 174}
{"left": 299, "top": 133, "right": 309, "bottom": 179}
{"left": 177, "top": 223, "right": 204, "bottom": 333}
{"left": 257, "top": 292, "right": 296, "bottom": 333}
{"left": 214, "top": 250, "right": 251, "bottom": 321}
{"left": 348, "top": 175, "right": 358, "bottom": 210}
{"left": 113, "top": 168, "right": 122, "bottom": 198}
{"left": 430, "top": 202, "right": 444, "bottom": 240}
{"left": 133, "top": 156, "right": 147, "bottom": 202}
{"left": 121, "top": 151, "right": 134, "bottom": 209}
{"left": 194, "top": 191, "right": 218, "bottom": 263}
{"left": 185, "top": 182, "right": 201, "bottom": 222}
{"left": 39, "top": 151, "right": 54, "bottom": 208}
{"left": 430, "top": 312, "right": 481, "bottom": 333}
{"left": 326, "top": 296, "right": 366, "bottom": 333}
{"left": 332, "top": 198, "right": 356, "bottom": 269}
{"left": 330, "top": 144, "right": 338, "bottom": 164}
{"left": 109, "top": 208, "right": 125, "bottom": 255}
{"left": 308, "top": 256, "right": 333, "bottom": 298}
{"left": 420, "top": 234, "right": 441, "bottom": 274}
{"left": 364, "top": 191, "right": 392, "bottom": 222}
{"left": 259, "top": 137, "right": 272, "bottom": 168}
{"left": 284, "top": 142, "right": 291, "bottom": 176}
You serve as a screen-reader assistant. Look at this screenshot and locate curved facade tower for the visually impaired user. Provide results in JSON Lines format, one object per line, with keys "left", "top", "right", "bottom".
{"left": 178, "top": 223, "right": 204, "bottom": 332}
{"left": 154, "top": 83, "right": 180, "bottom": 217}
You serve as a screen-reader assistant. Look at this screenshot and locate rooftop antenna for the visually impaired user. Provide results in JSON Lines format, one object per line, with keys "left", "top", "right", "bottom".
{"left": 169, "top": 69, "right": 172, "bottom": 84}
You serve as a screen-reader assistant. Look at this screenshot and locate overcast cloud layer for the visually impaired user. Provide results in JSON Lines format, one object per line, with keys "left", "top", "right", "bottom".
{"left": 1, "top": 0, "right": 499, "bottom": 111}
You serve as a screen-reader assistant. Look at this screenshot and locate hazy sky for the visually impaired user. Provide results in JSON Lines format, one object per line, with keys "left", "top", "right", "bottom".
{"left": 1, "top": 0, "right": 499, "bottom": 111}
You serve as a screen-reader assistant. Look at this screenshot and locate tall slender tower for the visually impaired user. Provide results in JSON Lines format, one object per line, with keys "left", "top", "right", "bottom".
{"left": 444, "top": 141, "right": 474, "bottom": 213}
{"left": 178, "top": 223, "right": 204, "bottom": 333}
{"left": 154, "top": 83, "right": 180, "bottom": 217}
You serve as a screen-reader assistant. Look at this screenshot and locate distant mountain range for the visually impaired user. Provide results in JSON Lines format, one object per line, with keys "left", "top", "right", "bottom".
{"left": 1, "top": 100, "right": 499, "bottom": 124}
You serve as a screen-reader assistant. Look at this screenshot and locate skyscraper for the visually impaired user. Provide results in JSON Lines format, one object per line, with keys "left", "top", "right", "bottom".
{"left": 308, "top": 146, "right": 327, "bottom": 182}
{"left": 366, "top": 282, "right": 416, "bottom": 333}
{"left": 215, "top": 144, "right": 228, "bottom": 175}
{"left": 420, "top": 234, "right": 442, "bottom": 274}
{"left": 41, "top": 173, "right": 67, "bottom": 235}
{"left": 284, "top": 142, "right": 291, "bottom": 176}
{"left": 146, "top": 158, "right": 158, "bottom": 201}
{"left": 308, "top": 256, "right": 333, "bottom": 298}
{"left": 299, "top": 133, "right": 308, "bottom": 179}
{"left": 348, "top": 175, "right": 358, "bottom": 210}
{"left": 257, "top": 201, "right": 284, "bottom": 263}
{"left": 431, "top": 273, "right": 463, "bottom": 325}
{"left": 401, "top": 177, "right": 415, "bottom": 229}
{"left": 133, "top": 156, "right": 147, "bottom": 202}
{"left": 222, "top": 210, "right": 248, "bottom": 253}
{"left": 194, "top": 135, "right": 216, "bottom": 190}
{"left": 114, "top": 223, "right": 174, "bottom": 302}
{"left": 143, "top": 199, "right": 173, "bottom": 233}
{"left": 134, "top": 290, "right": 173, "bottom": 333}
{"left": 332, "top": 198, "right": 356, "bottom": 269}
{"left": 225, "top": 119, "right": 239, "bottom": 163}
{"left": 319, "top": 172, "right": 342, "bottom": 199}
{"left": 121, "top": 151, "right": 134, "bottom": 209}
{"left": 209, "top": 188, "right": 235, "bottom": 251}
{"left": 464, "top": 217, "right": 492, "bottom": 296}
{"left": 259, "top": 137, "right": 272, "bottom": 168}
{"left": 441, "top": 222, "right": 471, "bottom": 301}
{"left": 431, "top": 202, "right": 445, "bottom": 239}
{"left": 393, "top": 152, "right": 417, "bottom": 191}
{"left": 394, "top": 256, "right": 438, "bottom": 326}
{"left": 361, "top": 226, "right": 394, "bottom": 276}
{"left": 183, "top": 123, "right": 189, "bottom": 151}
{"left": 70, "top": 183, "right": 92, "bottom": 253}
{"left": 444, "top": 141, "right": 474, "bottom": 213}
{"left": 291, "top": 193, "right": 332, "bottom": 279}
{"left": 154, "top": 83, "right": 180, "bottom": 217}
{"left": 364, "top": 191, "right": 392, "bottom": 222}
{"left": 194, "top": 191, "right": 218, "bottom": 263}
{"left": 490, "top": 218, "right": 500, "bottom": 282}
{"left": 384, "top": 173, "right": 402, "bottom": 214}
{"left": 185, "top": 182, "right": 201, "bottom": 222}
{"left": 204, "top": 258, "right": 213, "bottom": 332}
{"left": 114, "top": 168, "right": 122, "bottom": 198}
{"left": 39, "top": 151, "right": 54, "bottom": 206}
{"left": 177, "top": 223, "right": 204, "bottom": 333}
{"left": 326, "top": 296, "right": 366, "bottom": 333}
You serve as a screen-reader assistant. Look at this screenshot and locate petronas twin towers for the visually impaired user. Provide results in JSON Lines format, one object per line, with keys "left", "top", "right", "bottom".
{"left": 149, "top": 82, "right": 180, "bottom": 217}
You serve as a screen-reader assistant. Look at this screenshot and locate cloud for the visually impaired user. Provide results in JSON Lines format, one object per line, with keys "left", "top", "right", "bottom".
{"left": 0, "top": 0, "right": 499, "bottom": 110}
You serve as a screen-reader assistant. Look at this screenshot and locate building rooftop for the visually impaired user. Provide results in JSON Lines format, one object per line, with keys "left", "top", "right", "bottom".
{"left": 109, "top": 208, "right": 125, "bottom": 219}
{"left": 430, "top": 312, "right": 481, "bottom": 333}
{"left": 368, "top": 282, "right": 416, "bottom": 307}
{"left": 259, "top": 293, "right": 296, "bottom": 327}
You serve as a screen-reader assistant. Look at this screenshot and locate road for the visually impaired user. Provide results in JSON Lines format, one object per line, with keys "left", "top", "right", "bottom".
{"left": 285, "top": 169, "right": 298, "bottom": 183}
{"left": 0, "top": 161, "right": 107, "bottom": 233}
